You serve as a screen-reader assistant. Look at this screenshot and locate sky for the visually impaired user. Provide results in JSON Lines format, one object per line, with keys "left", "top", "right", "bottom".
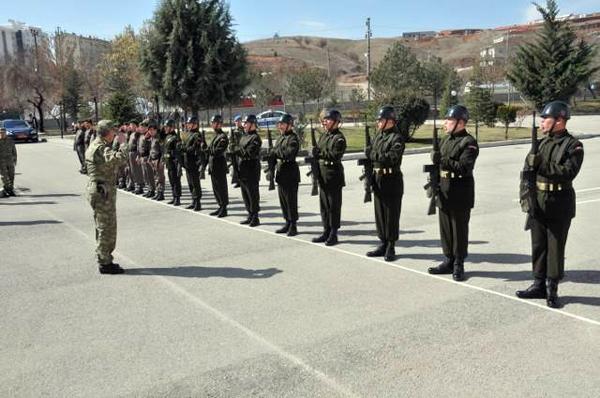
{"left": 1, "top": 0, "right": 598, "bottom": 42}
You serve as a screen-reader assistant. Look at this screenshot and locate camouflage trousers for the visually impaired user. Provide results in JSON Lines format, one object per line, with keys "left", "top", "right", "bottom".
{"left": 128, "top": 152, "right": 143, "bottom": 190}
{"left": 0, "top": 162, "right": 15, "bottom": 191}
{"left": 141, "top": 157, "right": 155, "bottom": 191}
{"left": 150, "top": 159, "right": 165, "bottom": 193}
{"left": 87, "top": 183, "right": 117, "bottom": 266}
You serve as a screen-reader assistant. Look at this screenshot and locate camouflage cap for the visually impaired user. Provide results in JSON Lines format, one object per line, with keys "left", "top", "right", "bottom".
{"left": 97, "top": 120, "right": 116, "bottom": 135}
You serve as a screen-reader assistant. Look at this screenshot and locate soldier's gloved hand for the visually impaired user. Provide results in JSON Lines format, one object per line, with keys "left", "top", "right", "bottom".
{"left": 526, "top": 154, "right": 541, "bottom": 168}
{"left": 311, "top": 147, "right": 320, "bottom": 157}
{"left": 430, "top": 151, "right": 441, "bottom": 164}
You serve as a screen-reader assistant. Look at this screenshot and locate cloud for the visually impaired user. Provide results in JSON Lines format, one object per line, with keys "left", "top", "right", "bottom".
{"left": 523, "top": 4, "right": 540, "bottom": 22}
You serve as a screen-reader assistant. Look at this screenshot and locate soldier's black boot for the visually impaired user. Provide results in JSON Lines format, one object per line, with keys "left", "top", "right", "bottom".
{"left": 186, "top": 199, "right": 196, "bottom": 210}
{"left": 546, "top": 279, "right": 561, "bottom": 308}
{"left": 428, "top": 258, "right": 455, "bottom": 275}
{"left": 173, "top": 197, "right": 181, "bottom": 206}
{"left": 249, "top": 214, "right": 260, "bottom": 227}
{"left": 99, "top": 263, "right": 125, "bottom": 275}
{"left": 154, "top": 192, "right": 164, "bottom": 201}
{"left": 126, "top": 185, "right": 135, "bottom": 192}
{"left": 453, "top": 259, "right": 465, "bottom": 282}
{"left": 167, "top": 197, "right": 175, "bottom": 205}
{"left": 210, "top": 208, "right": 221, "bottom": 216}
{"left": 134, "top": 188, "right": 144, "bottom": 195}
{"left": 384, "top": 241, "right": 396, "bottom": 262}
{"left": 312, "top": 229, "right": 331, "bottom": 243}
{"left": 0, "top": 190, "right": 9, "bottom": 198}
{"left": 325, "top": 229, "right": 338, "bottom": 246}
{"left": 193, "top": 199, "right": 202, "bottom": 212}
{"left": 287, "top": 222, "right": 298, "bottom": 237}
{"left": 217, "top": 206, "right": 227, "bottom": 218}
{"left": 240, "top": 214, "right": 252, "bottom": 225}
{"left": 516, "top": 277, "right": 547, "bottom": 299}
{"left": 367, "top": 242, "right": 387, "bottom": 257}
{"left": 7, "top": 189, "right": 16, "bottom": 197}
{"left": 144, "top": 190, "right": 155, "bottom": 198}
{"left": 276, "top": 222, "right": 290, "bottom": 234}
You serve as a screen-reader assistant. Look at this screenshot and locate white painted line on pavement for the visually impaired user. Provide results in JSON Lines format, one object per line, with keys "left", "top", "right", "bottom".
{"left": 19, "top": 189, "right": 360, "bottom": 398}
{"left": 116, "top": 188, "right": 600, "bottom": 328}
{"left": 577, "top": 199, "right": 600, "bottom": 205}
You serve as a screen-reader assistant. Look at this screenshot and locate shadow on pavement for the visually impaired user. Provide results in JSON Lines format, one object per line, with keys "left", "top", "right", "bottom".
{"left": 0, "top": 220, "right": 62, "bottom": 226}
{"left": 468, "top": 269, "right": 600, "bottom": 284}
{"left": 0, "top": 201, "right": 57, "bottom": 206}
{"left": 126, "top": 266, "right": 283, "bottom": 279}
{"left": 561, "top": 296, "right": 600, "bottom": 307}
{"left": 20, "top": 193, "right": 80, "bottom": 198}
{"left": 398, "top": 252, "right": 531, "bottom": 264}
{"left": 345, "top": 239, "right": 489, "bottom": 248}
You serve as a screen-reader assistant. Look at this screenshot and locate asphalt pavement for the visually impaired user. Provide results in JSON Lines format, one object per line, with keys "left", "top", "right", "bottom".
{"left": 1, "top": 134, "right": 600, "bottom": 397}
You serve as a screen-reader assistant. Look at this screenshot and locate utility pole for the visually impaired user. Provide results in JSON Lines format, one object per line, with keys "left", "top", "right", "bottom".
{"left": 505, "top": 29, "right": 511, "bottom": 106}
{"left": 365, "top": 17, "right": 372, "bottom": 102}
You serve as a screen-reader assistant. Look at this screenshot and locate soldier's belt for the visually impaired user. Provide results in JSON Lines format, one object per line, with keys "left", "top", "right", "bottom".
{"left": 373, "top": 167, "right": 399, "bottom": 176}
{"left": 440, "top": 170, "right": 464, "bottom": 179}
{"left": 277, "top": 159, "right": 296, "bottom": 164}
{"left": 536, "top": 181, "right": 571, "bottom": 191}
{"left": 319, "top": 160, "right": 340, "bottom": 167}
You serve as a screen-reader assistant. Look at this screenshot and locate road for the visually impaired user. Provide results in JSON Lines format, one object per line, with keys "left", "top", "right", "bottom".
{"left": 2, "top": 134, "right": 600, "bottom": 397}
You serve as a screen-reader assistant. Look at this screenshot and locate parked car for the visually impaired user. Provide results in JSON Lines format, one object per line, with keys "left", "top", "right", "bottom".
{"left": 0, "top": 119, "right": 38, "bottom": 142}
{"left": 256, "top": 110, "right": 287, "bottom": 128}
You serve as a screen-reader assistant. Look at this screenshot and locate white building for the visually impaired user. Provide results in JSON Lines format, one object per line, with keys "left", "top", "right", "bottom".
{"left": 0, "top": 20, "right": 43, "bottom": 64}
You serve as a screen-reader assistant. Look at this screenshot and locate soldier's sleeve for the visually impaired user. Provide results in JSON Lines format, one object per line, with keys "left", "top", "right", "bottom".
{"left": 441, "top": 136, "right": 479, "bottom": 175}
{"left": 380, "top": 134, "right": 405, "bottom": 165}
{"left": 538, "top": 139, "right": 584, "bottom": 180}
{"left": 100, "top": 143, "right": 128, "bottom": 165}
{"left": 247, "top": 135, "right": 262, "bottom": 158}
{"left": 282, "top": 136, "right": 299, "bottom": 161}
{"left": 330, "top": 135, "right": 346, "bottom": 161}
{"left": 213, "top": 136, "right": 228, "bottom": 157}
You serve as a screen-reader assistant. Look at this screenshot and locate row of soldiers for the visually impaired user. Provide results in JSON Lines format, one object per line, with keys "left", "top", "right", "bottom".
{"left": 83, "top": 102, "right": 584, "bottom": 309}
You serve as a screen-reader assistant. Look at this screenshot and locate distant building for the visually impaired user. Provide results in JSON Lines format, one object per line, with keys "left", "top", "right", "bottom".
{"left": 402, "top": 31, "right": 436, "bottom": 40}
{"left": 438, "top": 29, "right": 483, "bottom": 37}
{"left": 56, "top": 31, "right": 110, "bottom": 66}
{"left": 0, "top": 20, "right": 43, "bottom": 64}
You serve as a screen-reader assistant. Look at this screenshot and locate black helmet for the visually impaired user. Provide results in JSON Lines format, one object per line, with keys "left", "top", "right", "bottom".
{"left": 278, "top": 113, "right": 294, "bottom": 124}
{"left": 377, "top": 106, "right": 397, "bottom": 121}
{"left": 243, "top": 115, "right": 257, "bottom": 124}
{"left": 186, "top": 116, "right": 198, "bottom": 124}
{"left": 211, "top": 114, "right": 223, "bottom": 124}
{"left": 322, "top": 109, "right": 342, "bottom": 122}
{"left": 165, "top": 119, "right": 176, "bottom": 127}
{"left": 541, "top": 101, "right": 570, "bottom": 120}
{"left": 445, "top": 105, "right": 469, "bottom": 122}
{"left": 147, "top": 120, "right": 158, "bottom": 129}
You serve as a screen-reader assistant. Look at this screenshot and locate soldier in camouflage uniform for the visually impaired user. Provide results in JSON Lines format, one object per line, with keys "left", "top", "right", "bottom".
{"left": 148, "top": 120, "right": 165, "bottom": 201}
{"left": 138, "top": 120, "right": 155, "bottom": 198}
{"left": 127, "top": 120, "right": 144, "bottom": 194}
{"left": 85, "top": 120, "right": 129, "bottom": 274}
{"left": 163, "top": 119, "right": 182, "bottom": 206}
{"left": 114, "top": 124, "right": 129, "bottom": 189}
{"left": 208, "top": 115, "right": 229, "bottom": 217}
{"left": 73, "top": 120, "right": 87, "bottom": 174}
{"left": 312, "top": 109, "right": 347, "bottom": 246}
{"left": 236, "top": 115, "right": 263, "bottom": 227}
{"left": 181, "top": 116, "right": 204, "bottom": 211}
{"left": 0, "top": 127, "right": 17, "bottom": 197}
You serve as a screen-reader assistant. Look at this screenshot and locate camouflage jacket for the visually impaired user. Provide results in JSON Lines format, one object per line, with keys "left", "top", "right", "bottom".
{"left": 0, "top": 137, "right": 17, "bottom": 165}
{"left": 85, "top": 137, "right": 128, "bottom": 192}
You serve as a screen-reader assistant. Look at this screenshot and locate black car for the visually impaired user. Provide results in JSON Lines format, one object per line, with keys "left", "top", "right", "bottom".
{"left": 0, "top": 119, "right": 38, "bottom": 142}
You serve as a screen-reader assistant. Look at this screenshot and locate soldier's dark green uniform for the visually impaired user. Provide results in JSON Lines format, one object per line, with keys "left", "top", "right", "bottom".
{"left": 0, "top": 127, "right": 17, "bottom": 197}
{"left": 208, "top": 115, "right": 229, "bottom": 217}
{"left": 181, "top": 116, "right": 203, "bottom": 211}
{"left": 228, "top": 115, "right": 243, "bottom": 188}
{"left": 516, "top": 101, "right": 584, "bottom": 308}
{"left": 148, "top": 120, "right": 165, "bottom": 201}
{"left": 272, "top": 113, "right": 300, "bottom": 236}
{"left": 73, "top": 122, "right": 87, "bottom": 174}
{"left": 428, "top": 105, "right": 479, "bottom": 281}
{"left": 237, "top": 115, "right": 262, "bottom": 226}
{"left": 312, "top": 109, "right": 346, "bottom": 246}
{"left": 366, "top": 106, "right": 406, "bottom": 262}
{"left": 163, "top": 119, "right": 183, "bottom": 206}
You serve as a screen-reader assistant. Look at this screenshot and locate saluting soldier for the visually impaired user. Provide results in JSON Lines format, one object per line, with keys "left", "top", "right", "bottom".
{"left": 84, "top": 120, "right": 128, "bottom": 274}
{"left": 272, "top": 113, "right": 300, "bottom": 236}
{"left": 163, "top": 119, "right": 183, "bottom": 206}
{"left": 427, "top": 105, "right": 479, "bottom": 281}
{"left": 365, "top": 106, "right": 406, "bottom": 262}
{"left": 148, "top": 120, "right": 165, "bottom": 201}
{"left": 181, "top": 116, "right": 203, "bottom": 211}
{"left": 516, "top": 101, "right": 584, "bottom": 308}
{"left": 312, "top": 109, "right": 347, "bottom": 246}
{"left": 208, "top": 115, "right": 229, "bottom": 217}
{"left": 127, "top": 120, "right": 145, "bottom": 195}
{"left": 236, "top": 115, "right": 262, "bottom": 227}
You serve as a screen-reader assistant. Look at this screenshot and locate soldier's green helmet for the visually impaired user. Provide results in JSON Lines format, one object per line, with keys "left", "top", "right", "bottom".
{"left": 446, "top": 105, "right": 469, "bottom": 122}
{"left": 165, "top": 119, "right": 176, "bottom": 127}
{"left": 377, "top": 106, "right": 397, "bottom": 120}
{"left": 211, "top": 114, "right": 223, "bottom": 124}
{"left": 243, "top": 115, "right": 257, "bottom": 124}
{"left": 278, "top": 113, "right": 294, "bottom": 124}
{"left": 541, "top": 101, "right": 570, "bottom": 120}
{"left": 186, "top": 116, "right": 198, "bottom": 124}
{"left": 97, "top": 120, "right": 115, "bottom": 135}
{"left": 322, "top": 109, "right": 342, "bottom": 122}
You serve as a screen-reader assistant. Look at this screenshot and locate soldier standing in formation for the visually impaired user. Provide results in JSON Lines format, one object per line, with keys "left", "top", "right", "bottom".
{"left": 0, "top": 127, "right": 17, "bottom": 197}
{"left": 138, "top": 121, "right": 155, "bottom": 198}
{"left": 427, "top": 105, "right": 479, "bottom": 282}
{"left": 181, "top": 116, "right": 203, "bottom": 211}
{"left": 312, "top": 109, "right": 347, "bottom": 246}
{"left": 236, "top": 115, "right": 262, "bottom": 227}
{"left": 207, "top": 115, "right": 229, "bottom": 217}
{"left": 73, "top": 120, "right": 87, "bottom": 174}
{"left": 148, "top": 120, "right": 166, "bottom": 201}
{"left": 272, "top": 113, "right": 300, "bottom": 236}
{"left": 163, "top": 119, "right": 182, "bottom": 206}
{"left": 113, "top": 124, "right": 129, "bottom": 189}
{"left": 366, "top": 106, "right": 406, "bottom": 262}
{"left": 516, "top": 101, "right": 584, "bottom": 308}
{"left": 127, "top": 120, "right": 145, "bottom": 195}
{"left": 229, "top": 115, "right": 243, "bottom": 188}
{"left": 84, "top": 120, "right": 128, "bottom": 274}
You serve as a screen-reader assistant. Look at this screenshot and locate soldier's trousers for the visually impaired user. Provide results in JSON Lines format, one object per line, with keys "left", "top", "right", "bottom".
{"left": 318, "top": 185, "right": 342, "bottom": 230}
{"left": 439, "top": 207, "right": 471, "bottom": 260}
{"left": 0, "top": 162, "right": 15, "bottom": 191}
{"left": 75, "top": 145, "right": 86, "bottom": 172}
{"left": 240, "top": 179, "right": 260, "bottom": 215}
{"left": 278, "top": 183, "right": 298, "bottom": 222}
{"left": 88, "top": 187, "right": 117, "bottom": 266}
{"left": 141, "top": 157, "right": 155, "bottom": 191}
{"left": 373, "top": 174, "right": 403, "bottom": 242}
{"left": 166, "top": 163, "right": 182, "bottom": 198}
{"left": 150, "top": 159, "right": 165, "bottom": 193}
{"left": 531, "top": 216, "right": 571, "bottom": 280}
{"left": 128, "top": 152, "right": 143, "bottom": 189}
{"left": 185, "top": 167, "right": 202, "bottom": 200}
{"left": 211, "top": 169, "right": 229, "bottom": 208}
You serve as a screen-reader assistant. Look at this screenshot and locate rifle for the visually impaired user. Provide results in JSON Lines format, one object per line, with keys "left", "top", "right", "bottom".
{"left": 423, "top": 126, "right": 441, "bottom": 215}
{"left": 357, "top": 115, "right": 374, "bottom": 203}
{"left": 198, "top": 122, "right": 209, "bottom": 180}
{"left": 304, "top": 119, "right": 320, "bottom": 196}
{"left": 263, "top": 123, "right": 276, "bottom": 191}
{"left": 227, "top": 116, "right": 240, "bottom": 186}
{"left": 520, "top": 111, "right": 538, "bottom": 231}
